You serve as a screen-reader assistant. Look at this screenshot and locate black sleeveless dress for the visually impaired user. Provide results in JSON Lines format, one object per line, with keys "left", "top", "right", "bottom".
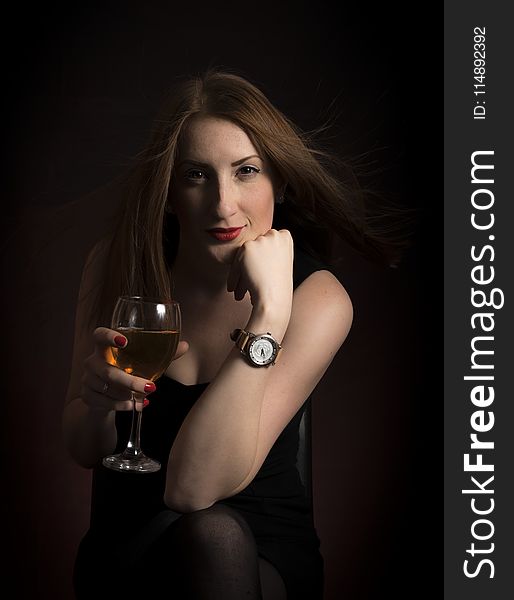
{"left": 74, "top": 247, "right": 330, "bottom": 599}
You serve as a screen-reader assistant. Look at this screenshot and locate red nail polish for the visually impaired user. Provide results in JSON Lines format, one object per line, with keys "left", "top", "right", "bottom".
{"left": 144, "top": 382, "right": 156, "bottom": 393}
{"left": 114, "top": 335, "right": 127, "bottom": 347}
{"left": 143, "top": 399, "right": 150, "bottom": 408}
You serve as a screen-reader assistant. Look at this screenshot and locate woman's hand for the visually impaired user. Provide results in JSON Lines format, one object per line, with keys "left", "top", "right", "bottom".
{"left": 80, "top": 327, "right": 189, "bottom": 413}
{"left": 226, "top": 228, "right": 294, "bottom": 313}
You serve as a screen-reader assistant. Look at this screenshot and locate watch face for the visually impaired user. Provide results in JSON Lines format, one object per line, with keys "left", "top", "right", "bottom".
{"left": 248, "top": 336, "right": 276, "bottom": 366}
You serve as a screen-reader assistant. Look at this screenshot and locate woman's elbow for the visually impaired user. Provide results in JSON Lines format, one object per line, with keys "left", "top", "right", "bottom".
{"left": 164, "top": 480, "right": 216, "bottom": 514}
{"left": 164, "top": 490, "right": 215, "bottom": 514}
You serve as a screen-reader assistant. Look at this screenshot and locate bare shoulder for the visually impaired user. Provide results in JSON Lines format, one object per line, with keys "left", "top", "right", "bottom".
{"left": 78, "top": 236, "right": 112, "bottom": 300}
{"left": 64, "top": 236, "right": 111, "bottom": 405}
{"left": 291, "top": 269, "right": 353, "bottom": 342}
{"left": 83, "top": 236, "right": 111, "bottom": 276}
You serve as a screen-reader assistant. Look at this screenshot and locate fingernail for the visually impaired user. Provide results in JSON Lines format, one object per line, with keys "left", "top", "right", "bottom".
{"left": 143, "top": 399, "right": 150, "bottom": 408}
{"left": 144, "top": 382, "right": 156, "bottom": 393}
{"left": 114, "top": 335, "right": 127, "bottom": 347}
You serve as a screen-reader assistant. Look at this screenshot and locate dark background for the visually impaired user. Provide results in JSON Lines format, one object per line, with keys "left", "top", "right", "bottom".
{"left": 2, "top": 2, "right": 441, "bottom": 598}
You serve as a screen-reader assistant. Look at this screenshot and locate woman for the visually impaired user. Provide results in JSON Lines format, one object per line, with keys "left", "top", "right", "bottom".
{"left": 63, "top": 69, "right": 399, "bottom": 599}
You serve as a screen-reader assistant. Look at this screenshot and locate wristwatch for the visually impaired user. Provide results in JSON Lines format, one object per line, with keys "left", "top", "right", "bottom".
{"left": 230, "top": 328, "right": 282, "bottom": 367}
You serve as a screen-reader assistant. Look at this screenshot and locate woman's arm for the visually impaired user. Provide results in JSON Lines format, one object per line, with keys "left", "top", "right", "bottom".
{"left": 165, "top": 240, "right": 352, "bottom": 512}
{"left": 225, "top": 269, "right": 353, "bottom": 496}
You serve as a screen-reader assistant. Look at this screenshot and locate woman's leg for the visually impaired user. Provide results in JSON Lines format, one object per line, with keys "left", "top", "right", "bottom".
{"left": 74, "top": 504, "right": 288, "bottom": 599}
{"left": 143, "top": 504, "right": 266, "bottom": 599}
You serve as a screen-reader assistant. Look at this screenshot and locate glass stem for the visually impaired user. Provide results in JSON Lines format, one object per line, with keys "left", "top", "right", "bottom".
{"left": 123, "top": 392, "right": 144, "bottom": 458}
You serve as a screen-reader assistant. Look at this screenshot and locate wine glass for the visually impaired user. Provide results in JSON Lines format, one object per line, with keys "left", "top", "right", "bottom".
{"left": 102, "top": 296, "right": 181, "bottom": 473}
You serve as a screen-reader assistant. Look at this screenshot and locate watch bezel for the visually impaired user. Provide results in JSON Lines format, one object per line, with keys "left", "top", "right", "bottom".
{"left": 247, "top": 334, "right": 279, "bottom": 366}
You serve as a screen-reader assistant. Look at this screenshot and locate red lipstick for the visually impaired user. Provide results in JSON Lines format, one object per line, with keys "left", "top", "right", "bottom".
{"left": 206, "top": 226, "right": 245, "bottom": 242}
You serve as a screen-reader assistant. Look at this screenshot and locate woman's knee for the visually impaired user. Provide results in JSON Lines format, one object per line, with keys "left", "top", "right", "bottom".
{"left": 172, "top": 503, "right": 256, "bottom": 554}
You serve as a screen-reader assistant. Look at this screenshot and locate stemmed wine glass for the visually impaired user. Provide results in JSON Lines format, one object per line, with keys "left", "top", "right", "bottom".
{"left": 102, "top": 296, "right": 181, "bottom": 473}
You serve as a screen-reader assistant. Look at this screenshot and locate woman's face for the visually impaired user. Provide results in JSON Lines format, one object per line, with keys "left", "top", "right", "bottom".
{"left": 169, "top": 116, "right": 277, "bottom": 265}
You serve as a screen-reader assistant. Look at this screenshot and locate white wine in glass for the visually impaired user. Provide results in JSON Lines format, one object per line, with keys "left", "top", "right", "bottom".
{"left": 102, "top": 296, "right": 181, "bottom": 473}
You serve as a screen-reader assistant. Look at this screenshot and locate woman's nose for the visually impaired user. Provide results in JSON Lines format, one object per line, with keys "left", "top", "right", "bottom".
{"left": 212, "top": 181, "right": 238, "bottom": 219}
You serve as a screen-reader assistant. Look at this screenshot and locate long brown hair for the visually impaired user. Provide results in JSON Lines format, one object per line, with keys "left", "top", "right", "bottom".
{"left": 90, "top": 68, "right": 409, "bottom": 327}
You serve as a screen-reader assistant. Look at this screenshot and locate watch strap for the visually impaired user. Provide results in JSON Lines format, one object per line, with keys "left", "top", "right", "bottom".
{"left": 230, "top": 328, "right": 253, "bottom": 352}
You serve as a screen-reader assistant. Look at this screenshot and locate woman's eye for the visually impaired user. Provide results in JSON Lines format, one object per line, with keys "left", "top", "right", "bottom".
{"left": 237, "top": 166, "right": 260, "bottom": 178}
{"left": 186, "top": 169, "right": 206, "bottom": 180}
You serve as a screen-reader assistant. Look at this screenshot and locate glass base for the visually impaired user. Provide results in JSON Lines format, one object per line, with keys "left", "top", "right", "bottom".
{"left": 102, "top": 452, "right": 161, "bottom": 473}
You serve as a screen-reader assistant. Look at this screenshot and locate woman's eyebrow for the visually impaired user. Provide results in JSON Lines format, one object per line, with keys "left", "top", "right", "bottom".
{"left": 231, "top": 155, "right": 262, "bottom": 166}
{"left": 176, "top": 159, "right": 209, "bottom": 168}
{"left": 176, "top": 155, "right": 262, "bottom": 168}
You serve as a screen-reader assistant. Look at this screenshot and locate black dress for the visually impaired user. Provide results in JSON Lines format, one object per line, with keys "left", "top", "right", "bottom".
{"left": 74, "top": 247, "right": 330, "bottom": 599}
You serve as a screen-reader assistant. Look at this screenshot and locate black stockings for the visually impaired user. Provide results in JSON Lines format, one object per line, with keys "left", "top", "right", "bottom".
{"left": 75, "top": 504, "right": 287, "bottom": 599}
{"left": 136, "top": 504, "right": 286, "bottom": 599}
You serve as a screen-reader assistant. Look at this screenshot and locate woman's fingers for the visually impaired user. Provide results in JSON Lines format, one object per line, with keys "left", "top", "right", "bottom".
{"left": 83, "top": 329, "right": 189, "bottom": 413}
{"left": 93, "top": 326, "right": 127, "bottom": 350}
{"left": 84, "top": 354, "right": 154, "bottom": 393}
{"left": 227, "top": 246, "right": 251, "bottom": 301}
{"left": 93, "top": 327, "right": 127, "bottom": 364}
{"left": 81, "top": 354, "right": 157, "bottom": 414}
{"left": 84, "top": 369, "right": 133, "bottom": 402}
{"left": 80, "top": 363, "right": 134, "bottom": 412}
{"left": 234, "top": 277, "right": 248, "bottom": 301}
{"left": 228, "top": 269, "right": 248, "bottom": 301}
{"left": 225, "top": 230, "right": 294, "bottom": 307}
{"left": 81, "top": 370, "right": 152, "bottom": 413}
{"left": 226, "top": 249, "right": 242, "bottom": 293}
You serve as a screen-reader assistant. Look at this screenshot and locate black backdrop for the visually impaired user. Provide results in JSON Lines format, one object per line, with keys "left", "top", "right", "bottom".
{"left": 2, "top": 2, "right": 441, "bottom": 598}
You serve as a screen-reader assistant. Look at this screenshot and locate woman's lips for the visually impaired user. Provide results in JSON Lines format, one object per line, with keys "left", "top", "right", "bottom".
{"left": 206, "top": 226, "right": 245, "bottom": 242}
